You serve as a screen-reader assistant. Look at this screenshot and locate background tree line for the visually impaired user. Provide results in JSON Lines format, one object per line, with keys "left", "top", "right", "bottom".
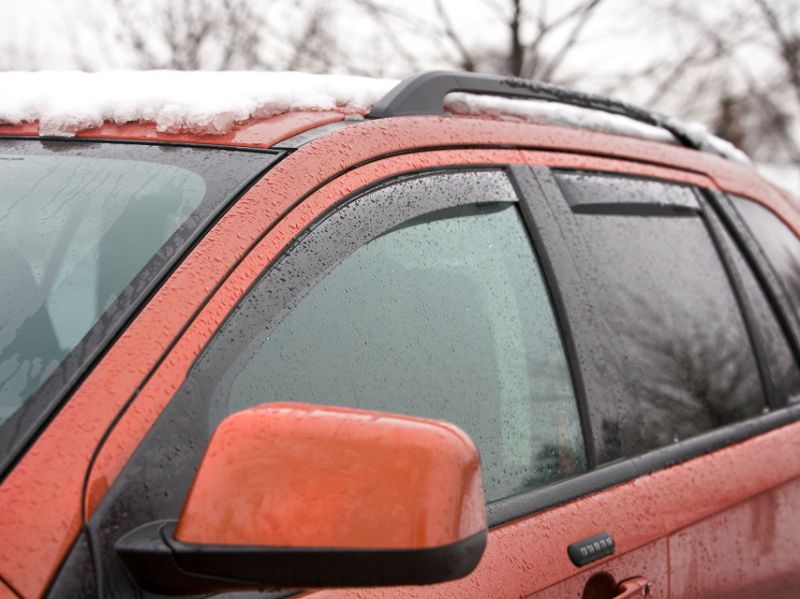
{"left": 2, "top": 0, "right": 798, "bottom": 195}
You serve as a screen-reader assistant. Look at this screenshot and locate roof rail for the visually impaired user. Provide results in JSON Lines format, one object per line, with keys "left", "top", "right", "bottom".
{"left": 368, "top": 71, "right": 720, "bottom": 157}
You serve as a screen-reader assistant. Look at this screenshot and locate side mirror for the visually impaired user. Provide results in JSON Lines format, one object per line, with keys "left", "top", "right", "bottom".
{"left": 116, "top": 403, "right": 487, "bottom": 594}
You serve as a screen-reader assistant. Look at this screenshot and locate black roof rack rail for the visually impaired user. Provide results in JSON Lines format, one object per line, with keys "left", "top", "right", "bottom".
{"left": 368, "top": 71, "right": 720, "bottom": 156}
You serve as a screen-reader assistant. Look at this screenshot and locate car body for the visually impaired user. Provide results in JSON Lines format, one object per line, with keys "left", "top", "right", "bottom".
{"left": 0, "top": 71, "right": 799, "bottom": 599}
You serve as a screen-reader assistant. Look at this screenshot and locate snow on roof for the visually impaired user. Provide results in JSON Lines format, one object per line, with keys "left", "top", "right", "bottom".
{"left": 0, "top": 70, "right": 749, "bottom": 164}
{"left": 0, "top": 71, "right": 398, "bottom": 137}
{"left": 445, "top": 92, "right": 751, "bottom": 164}
{"left": 446, "top": 92, "right": 673, "bottom": 143}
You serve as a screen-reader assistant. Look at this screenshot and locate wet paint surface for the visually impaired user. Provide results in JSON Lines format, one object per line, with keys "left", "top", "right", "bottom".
{"left": 81, "top": 137, "right": 800, "bottom": 594}
{"left": 0, "top": 578, "right": 20, "bottom": 599}
{"left": 1, "top": 114, "right": 798, "bottom": 597}
{"left": 0, "top": 111, "right": 347, "bottom": 149}
{"left": 670, "top": 477, "right": 800, "bottom": 598}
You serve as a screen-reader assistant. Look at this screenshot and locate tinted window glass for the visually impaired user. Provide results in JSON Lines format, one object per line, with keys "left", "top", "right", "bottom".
{"left": 554, "top": 172, "right": 766, "bottom": 463}
{"left": 715, "top": 216, "right": 800, "bottom": 405}
{"left": 197, "top": 173, "right": 587, "bottom": 502}
{"left": 732, "top": 196, "right": 800, "bottom": 320}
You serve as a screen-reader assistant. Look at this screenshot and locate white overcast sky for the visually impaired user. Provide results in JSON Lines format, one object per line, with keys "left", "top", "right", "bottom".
{"left": 1, "top": 0, "right": 797, "bottom": 194}
{"left": 0, "top": 0, "right": 736, "bottom": 76}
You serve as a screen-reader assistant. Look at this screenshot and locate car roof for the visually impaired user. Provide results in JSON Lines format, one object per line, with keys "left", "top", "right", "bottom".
{"left": 0, "top": 70, "right": 746, "bottom": 159}
{"left": 0, "top": 110, "right": 352, "bottom": 149}
{"left": 0, "top": 70, "right": 393, "bottom": 143}
{"left": 1, "top": 70, "right": 795, "bottom": 230}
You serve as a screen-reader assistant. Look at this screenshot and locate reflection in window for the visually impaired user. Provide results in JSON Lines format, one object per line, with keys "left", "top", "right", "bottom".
{"left": 554, "top": 173, "right": 767, "bottom": 463}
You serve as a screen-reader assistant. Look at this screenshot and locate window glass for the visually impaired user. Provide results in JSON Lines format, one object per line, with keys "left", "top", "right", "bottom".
{"left": 198, "top": 176, "right": 587, "bottom": 502}
{"left": 0, "top": 141, "right": 274, "bottom": 450}
{"left": 715, "top": 217, "right": 800, "bottom": 404}
{"left": 732, "top": 196, "right": 800, "bottom": 320}
{"left": 553, "top": 172, "right": 766, "bottom": 463}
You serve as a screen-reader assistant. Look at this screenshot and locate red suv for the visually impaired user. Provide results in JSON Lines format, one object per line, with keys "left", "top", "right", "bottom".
{"left": 1, "top": 71, "right": 799, "bottom": 599}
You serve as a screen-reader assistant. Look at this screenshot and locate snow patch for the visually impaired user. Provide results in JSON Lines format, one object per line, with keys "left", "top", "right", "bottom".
{"left": 0, "top": 71, "right": 752, "bottom": 166}
{"left": 0, "top": 71, "right": 398, "bottom": 136}
{"left": 681, "top": 120, "right": 752, "bottom": 165}
{"left": 446, "top": 91, "right": 674, "bottom": 144}
{"left": 445, "top": 92, "right": 751, "bottom": 164}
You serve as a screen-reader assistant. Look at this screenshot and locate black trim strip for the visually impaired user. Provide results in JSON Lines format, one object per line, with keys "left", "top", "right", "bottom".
{"left": 115, "top": 520, "right": 487, "bottom": 593}
{"left": 713, "top": 191, "right": 800, "bottom": 363}
{"left": 487, "top": 401, "right": 800, "bottom": 527}
{"left": 697, "top": 189, "right": 777, "bottom": 409}
{"left": 0, "top": 135, "right": 280, "bottom": 153}
{"left": 509, "top": 165, "right": 596, "bottom": 468}
{"left": 273, "top": 120, "right": 357, "bottom": 149}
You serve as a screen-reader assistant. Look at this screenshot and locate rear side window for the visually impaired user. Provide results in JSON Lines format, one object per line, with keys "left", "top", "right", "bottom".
{"left": 553, "top": 172, "right": 767, "bottom": 463}
{"left": 193, "top": 172, "right": 588, "bottom": 502}
{"left": 732, "top": 196, "right": 800, "bottom": 319}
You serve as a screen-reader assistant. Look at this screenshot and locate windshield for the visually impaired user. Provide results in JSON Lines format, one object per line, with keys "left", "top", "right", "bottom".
{"left": 0, "top": 140, "right": 277, "bottom": 470}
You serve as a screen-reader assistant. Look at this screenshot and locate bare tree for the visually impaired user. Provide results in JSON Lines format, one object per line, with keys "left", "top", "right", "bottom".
{"left": 0, "top": 43, "right": 44, "bottom": 71}
{"left": 353, "top": 0, "right": 609, "bottom": 83}
{"left": 71, "top": 0, "right": 350, "bottom": 72}
{"left": 755, "top": 0, "right": 800, "bottom": 109}
{"left": 631, "top": 0, "right": 800, "bottom": 187}
{"left": 86, "top": 0, "right": 271, "bottom": 69}
{"left": 7, "top": 0, "right": 799, "bottom": 194}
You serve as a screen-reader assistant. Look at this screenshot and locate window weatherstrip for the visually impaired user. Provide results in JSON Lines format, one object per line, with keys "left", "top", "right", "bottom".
{"left": 488, "top": 401, "right": 800, "bottom": 527}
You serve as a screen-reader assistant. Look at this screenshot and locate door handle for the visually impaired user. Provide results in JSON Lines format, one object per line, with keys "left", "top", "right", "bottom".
{"left": 614, "top": 576, "right": 651, "bottom": 598}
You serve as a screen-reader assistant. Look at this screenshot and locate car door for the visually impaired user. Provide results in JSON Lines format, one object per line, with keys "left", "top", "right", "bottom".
{"left": 47, "top": 157, "right": 668, "bottom": 598}
{"left": 518, "top": 164, "right": 800, "bottom": 599}
{"left": 661, "top": 189, "right": 800, "bottom": 598}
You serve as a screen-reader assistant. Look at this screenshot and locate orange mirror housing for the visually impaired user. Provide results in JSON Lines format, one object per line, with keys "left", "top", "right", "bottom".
{"left": 116, "top": 403, "right": 487, "bottom": 593}
{"left": 177, "top": 402, "right": 486, "bottom": 549}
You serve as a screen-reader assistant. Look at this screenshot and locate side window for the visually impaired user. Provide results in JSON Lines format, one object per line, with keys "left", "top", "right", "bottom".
{"left": 713, "top": 214, "right": 800, "bottom": 405}
{"left": 732, "top": 196, "right": 800, "bottom": 319}
{"left": 551, "top": 172, "right": 767, "bottom": 464}
{"left": 192, "top": 171, "right": 587, "bottom": 502}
